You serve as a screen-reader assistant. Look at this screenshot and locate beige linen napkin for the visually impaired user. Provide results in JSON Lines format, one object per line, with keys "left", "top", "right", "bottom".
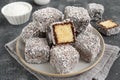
{"left": 5, "top": 38, "right": 120, "bottom": 80}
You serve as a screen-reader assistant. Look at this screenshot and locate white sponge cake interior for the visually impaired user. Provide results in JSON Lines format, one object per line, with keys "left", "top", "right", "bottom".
{"left": 53, "top": 22, "right": 74, "bottom": 44}
{"left": 99, "top": 20, "right": 118, "bottom": 29}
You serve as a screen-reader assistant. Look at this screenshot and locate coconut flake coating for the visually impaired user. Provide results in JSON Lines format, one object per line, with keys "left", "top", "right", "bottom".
{"left": 85, "top": 23, "right": 94, "bottom": 32}
{"left": 76, "top": 23, "right": 93, "bottom": 36}
{"left": 64, "top": 6, "right": 90, "bottom": 33}
{"left": 25, "top": 38, "right": 50, "bottom": 64}
{"left": 50, "top": 45, "right": 79, "bottom": 74}
{"left": 74, "top": 31, "right": 100, "bottom": 62}
{"left": 32, "top": 7, "right": 64, "bottom": 32}
{"left": 21, "top": 22, "right": 41, "bottom": 42}
{"left": 87, "top": 3, "right": 104, "bottom": 21}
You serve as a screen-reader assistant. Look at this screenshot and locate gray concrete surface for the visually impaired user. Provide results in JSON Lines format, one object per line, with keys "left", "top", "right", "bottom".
{"left": 0, "top": 0, "right": 120, "bottom": 80}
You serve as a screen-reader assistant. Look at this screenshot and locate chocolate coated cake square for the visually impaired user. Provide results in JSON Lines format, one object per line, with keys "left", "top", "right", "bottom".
{"left": 49, "top": 19, "right": 75, "bottom": 45}
{"left": 97, "top": 20, "right": 120, "bottom": 36}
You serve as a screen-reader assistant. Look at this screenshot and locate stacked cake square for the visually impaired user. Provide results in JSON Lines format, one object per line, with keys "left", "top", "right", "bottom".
{"left": 21, "top": 6, "right": 102, "bottom": 74}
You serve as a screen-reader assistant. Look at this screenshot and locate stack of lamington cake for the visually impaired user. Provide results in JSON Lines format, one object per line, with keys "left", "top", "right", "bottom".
{"left": 20, "top": 6, "right": 101, "bottom": 74}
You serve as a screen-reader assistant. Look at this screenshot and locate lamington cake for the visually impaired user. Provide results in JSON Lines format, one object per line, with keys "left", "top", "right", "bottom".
{"left": 64, "top": 6, "right": 90, "bottom": 33}
{"left": 97, "top": 20, "right": 120, "bottom": 36}
{"left": 87, "top": 3, "right": 104, "bottom": 21}
{"left": 50, "top": 45, "right": 79, "bottom": 74}
{"left": 74, "top": 31, "right": 101, "bottom": 62}
{"left": 49, "top": 19, "right": 75, "bottom": 45}
{"left": 32, "top": 7, "right": 64, "bottom": 32}
{"left": 25, "top": 38, "right": 50, "bottom": 64}
{"left": 21, "top": 22, "right": 41, "bottom": 42}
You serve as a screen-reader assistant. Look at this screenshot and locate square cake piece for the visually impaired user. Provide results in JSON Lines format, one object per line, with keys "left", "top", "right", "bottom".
{"left": 21, "top": 22, "right": 41, "bottom": 42}
{"left": 50, "top": 45, "right": 79, "bottom": 74}
{"left": 74, "top": 31, "right": 101, "bottom": 63}
{"left": 50, "top": 19, "right": 75, "bottom": 45}
{"left": 25, "top": 38, "right": 50, "bottom": 64}
{"left": 87, "top": 3, "right": 104, "bottom": 21}
{"left": 97, "top": 20, "right": 120, "bottom": 36}
{"left": 64, "top": 6, "right": 90, "bottom": 33}
{"left": 32, "top": 7, "right": 64, "bottom": 32}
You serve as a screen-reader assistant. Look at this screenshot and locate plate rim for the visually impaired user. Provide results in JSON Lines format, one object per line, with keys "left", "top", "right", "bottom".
{"left": 16, "top": 27, "right": 105, "bottom": 77}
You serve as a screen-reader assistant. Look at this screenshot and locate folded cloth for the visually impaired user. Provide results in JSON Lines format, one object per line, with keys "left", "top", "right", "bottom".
{"left": 5, "top": 37, "right": 120, "bottom": 80}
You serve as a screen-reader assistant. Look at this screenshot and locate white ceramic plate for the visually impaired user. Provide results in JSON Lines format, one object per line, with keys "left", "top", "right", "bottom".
{"left": 16, "top": 27, "right": 105, "bottom": 77}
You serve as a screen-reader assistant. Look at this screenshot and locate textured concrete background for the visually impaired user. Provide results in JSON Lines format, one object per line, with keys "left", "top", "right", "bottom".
{"left": 0, "top": 0, "right": 120, "bottom": 80}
